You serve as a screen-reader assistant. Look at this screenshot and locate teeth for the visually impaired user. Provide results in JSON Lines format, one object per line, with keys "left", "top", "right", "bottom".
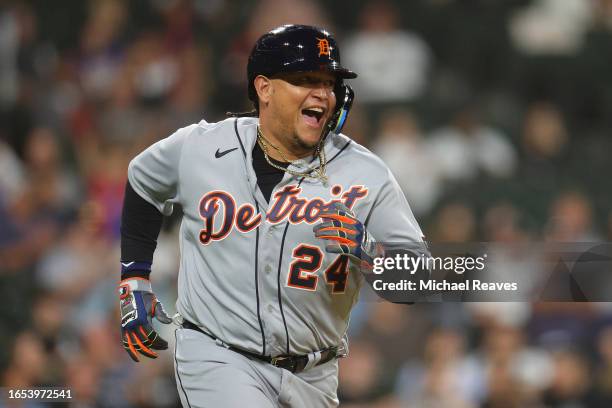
{"left": 303, "top": 107, "right": 325, "bottom": 123}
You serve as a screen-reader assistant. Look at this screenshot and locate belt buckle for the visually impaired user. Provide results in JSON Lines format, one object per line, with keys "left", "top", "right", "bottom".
{"left": 271, "top": 356, "right": 296, "bottom": 372}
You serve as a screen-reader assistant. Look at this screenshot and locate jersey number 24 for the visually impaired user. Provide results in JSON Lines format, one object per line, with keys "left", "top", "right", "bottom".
{"left": 287, "top": 244, "right": 349, "bottom": 294}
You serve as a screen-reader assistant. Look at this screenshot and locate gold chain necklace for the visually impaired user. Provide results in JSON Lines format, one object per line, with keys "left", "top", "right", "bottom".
{"left": 256, "top": 126, "right": 328, "bottom": 183}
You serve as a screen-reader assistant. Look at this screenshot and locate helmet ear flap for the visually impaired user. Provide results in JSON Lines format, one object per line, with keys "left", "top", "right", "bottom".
{"left": 328, "top": 84, "right": 354, "bottom": 134}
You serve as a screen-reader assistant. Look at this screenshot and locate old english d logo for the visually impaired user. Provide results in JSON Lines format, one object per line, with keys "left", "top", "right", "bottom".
{"left": 316, "top": 38, "right": 331, "bottom": 57}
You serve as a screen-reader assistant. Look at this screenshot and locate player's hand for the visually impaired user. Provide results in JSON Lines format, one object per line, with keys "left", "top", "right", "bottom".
{"left": 314, "top": 202, "right": 384, "bottom": 267}
{"left": 119, "top": 278, "right": 172, "bottom": 362}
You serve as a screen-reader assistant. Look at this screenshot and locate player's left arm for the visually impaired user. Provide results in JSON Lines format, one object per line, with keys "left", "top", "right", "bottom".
{"left": 314, "top": 168, "right": 428, "bottom": 271}
{"left": 361, "top": 168, "right": 426, "bottom": 248}
{"left": 313, "top": 201, "right": 384, "bottom": 269}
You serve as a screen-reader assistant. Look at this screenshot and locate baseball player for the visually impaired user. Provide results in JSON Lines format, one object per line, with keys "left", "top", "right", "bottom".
{"left": 118, "top": 24, "right": 425, "bottom": 407}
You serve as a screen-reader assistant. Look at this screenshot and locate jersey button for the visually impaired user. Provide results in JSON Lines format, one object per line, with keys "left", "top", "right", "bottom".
{"left": 268, "top": 223, "right": 282, "bottom": 234}
{"left": 265, "top": 265, "right": 272, "bottom": 273}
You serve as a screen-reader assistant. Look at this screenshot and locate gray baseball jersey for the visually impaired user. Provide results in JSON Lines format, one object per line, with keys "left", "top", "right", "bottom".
{"left": 128, "top": 116, "right": 424, "bottom": 357}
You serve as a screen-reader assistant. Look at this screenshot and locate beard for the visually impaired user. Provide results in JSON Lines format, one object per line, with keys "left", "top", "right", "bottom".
{"left": 294, "top": 135, "right": 318, "bottom": 151}
{"left": 291, "top": 128, "right": 325, "bottom": 154}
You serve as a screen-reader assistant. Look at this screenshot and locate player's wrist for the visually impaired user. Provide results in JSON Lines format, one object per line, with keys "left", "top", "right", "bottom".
{"left": 120, "top": 261, "right": 152, "bottom": 281}
{"left": 362, "top": 230, "right": 384, "bottom": 259}
{"left": 119, "top": 277, "right": 152, "bottom": 294}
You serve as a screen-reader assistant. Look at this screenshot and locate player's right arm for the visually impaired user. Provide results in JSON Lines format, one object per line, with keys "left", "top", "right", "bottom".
{"left": 128, "top": 124, "right": 198, "bottom": 215}
{"left": 118, "top": 124, "right": 197, "bottom": 361}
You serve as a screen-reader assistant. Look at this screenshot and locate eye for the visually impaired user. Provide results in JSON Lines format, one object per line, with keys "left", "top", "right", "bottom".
{"left": 286, "top": 75, "right": 335, "bottom": 88}
{"left": 292, "top": 76, "right": 311, "bottom": 86}
{"left": 305, "top": 76, "right": 319, "bottom": 85}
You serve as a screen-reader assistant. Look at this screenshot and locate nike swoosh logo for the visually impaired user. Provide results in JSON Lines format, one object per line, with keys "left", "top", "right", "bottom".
{"left": 121, "top": 262, "right": 135, "bottom": 267}
{"left": 215, "top": 147, "right": 238, "bottom": 158}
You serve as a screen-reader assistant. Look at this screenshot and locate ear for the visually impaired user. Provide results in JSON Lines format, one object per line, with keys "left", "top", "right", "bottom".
{"left": 254, "top": 75, "right": 273, "bottom": 105}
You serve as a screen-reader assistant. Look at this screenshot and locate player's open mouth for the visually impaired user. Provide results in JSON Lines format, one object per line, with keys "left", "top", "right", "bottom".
{"left": 302, "top": 107, "right": 325, "bottom": 128}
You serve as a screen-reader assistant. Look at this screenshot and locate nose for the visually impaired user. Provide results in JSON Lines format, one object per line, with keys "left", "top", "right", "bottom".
{"left": 311, "top": 85, "right": 330, "bottom": 100}
{"left": 312, "top": 80, "right": 336, "bottom": 102}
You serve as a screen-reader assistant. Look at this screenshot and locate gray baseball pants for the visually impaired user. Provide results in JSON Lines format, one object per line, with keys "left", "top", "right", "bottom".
{"left": 173, "top": 327, "right": 340, "bottom": 407}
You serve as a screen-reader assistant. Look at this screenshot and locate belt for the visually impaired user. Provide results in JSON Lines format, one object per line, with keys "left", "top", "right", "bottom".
{"left": 182, "top": 320, "right": 339, "bottom": 373}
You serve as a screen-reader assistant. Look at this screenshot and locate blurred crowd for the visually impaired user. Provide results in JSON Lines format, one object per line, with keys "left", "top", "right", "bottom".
{"left": 1, "top": 0, "right": 611, "bottom": 407}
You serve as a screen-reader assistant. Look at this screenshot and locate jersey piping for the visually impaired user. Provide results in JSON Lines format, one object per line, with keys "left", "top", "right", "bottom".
{"left": 276, "top": 137, "right": 353, "bottom": 354}
{"left": 233, "top": 119, "right": 267, "bottom": 355}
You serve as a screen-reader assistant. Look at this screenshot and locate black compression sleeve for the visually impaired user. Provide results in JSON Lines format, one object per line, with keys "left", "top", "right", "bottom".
{"left": 120, "top": 181, "right": 163, "bottom": 277}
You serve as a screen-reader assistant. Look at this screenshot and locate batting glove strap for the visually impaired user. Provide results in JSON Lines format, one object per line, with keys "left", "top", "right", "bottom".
{"left": 359, "top": 229, "right": 384, "bottom": 266}
{"left": 119, "top": 277, "right": 152, "bottom": 295}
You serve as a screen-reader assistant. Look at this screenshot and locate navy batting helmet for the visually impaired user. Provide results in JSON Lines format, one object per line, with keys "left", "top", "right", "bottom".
{"left": 247, "top": 24, "right": 357, "bottom": 133}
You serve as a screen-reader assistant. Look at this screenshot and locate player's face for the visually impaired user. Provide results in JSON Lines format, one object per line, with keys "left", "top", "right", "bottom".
{"left": 269, "top": 71, "right": 337, "bottom": 155}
